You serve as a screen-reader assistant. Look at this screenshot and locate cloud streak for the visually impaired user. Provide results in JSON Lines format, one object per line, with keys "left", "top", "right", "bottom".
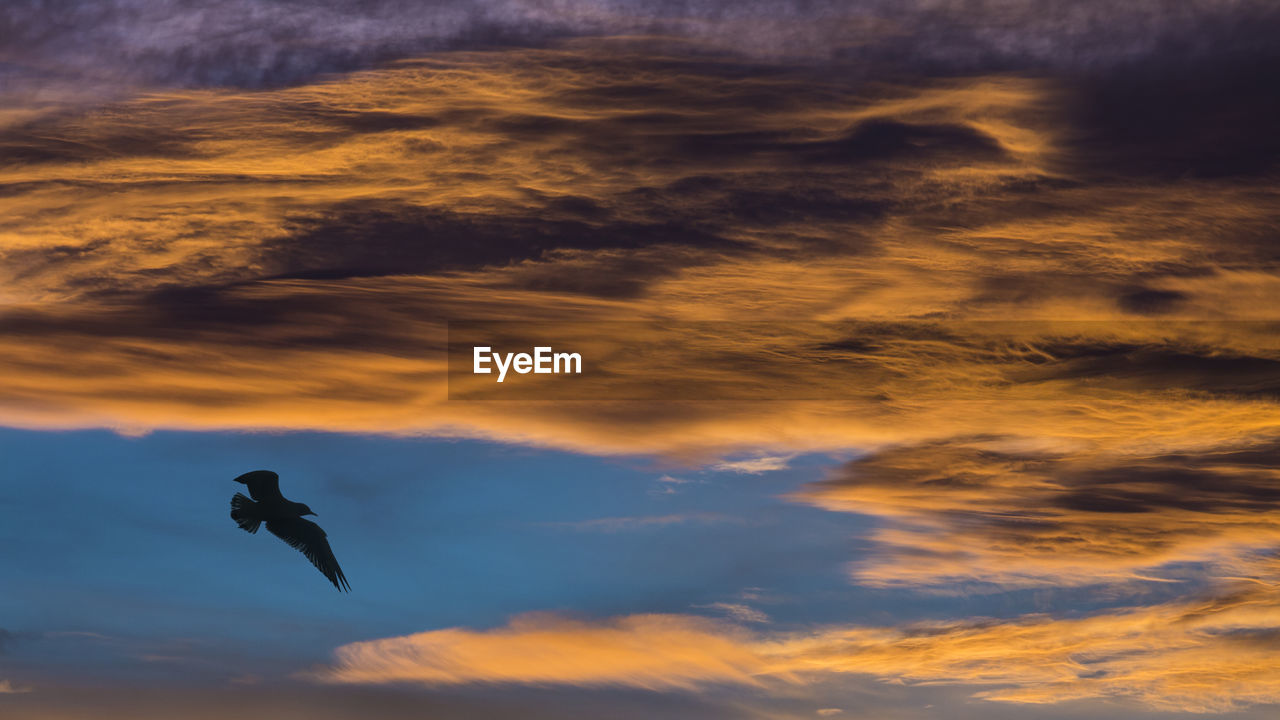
{"left": 317, "top": 577, "right": 1280, "bottom": 712}
{"left": 316, "top": 613, "right": 775, "bottom": 690}
{"left": 792, "top": 437, "right": 1280, "bottom": 588}
{"left": 0, "top": 679, "right": 30, "bottom": 694}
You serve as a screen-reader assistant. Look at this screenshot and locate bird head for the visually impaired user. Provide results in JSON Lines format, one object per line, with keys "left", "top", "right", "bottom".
{"left": 296, "top": 503, "right": 318, "bottom": 517}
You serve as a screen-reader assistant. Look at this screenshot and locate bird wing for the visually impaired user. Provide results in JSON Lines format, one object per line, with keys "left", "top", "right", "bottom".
{"left": 234, "top": 470, "right": 283, "bottom": 503}
{"left": 266, "top": 518, "right": 350, "bottom": 592}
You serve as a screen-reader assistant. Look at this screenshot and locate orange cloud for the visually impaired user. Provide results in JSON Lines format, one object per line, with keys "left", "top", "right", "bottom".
{"left": 773, "top": 581, "right": 1280, "bottom": 713}
{"left": 793, "top": 437, "right": 1280, "bottom": 588}
{"left": 316, "top": 578, "right": 1280, "bottom": 713}
{"left": 316, "top": 613, "right": 776, "bottom": 690}
{"left": 5, "top": 43, "right": 1277, "bottom": 463}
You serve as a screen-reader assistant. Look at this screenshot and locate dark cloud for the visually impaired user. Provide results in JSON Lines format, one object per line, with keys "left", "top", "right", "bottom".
{"left": 799, "top": 120, "right": 1006, "bottom": 165}
{"left": 264, "top": 202, "right": 746, "bottom": 283}
{"left": 5, "top": 0, "right": 1280, "bottom": 95}
{"left": 496, "top": 247, "right": 725, "bottom": 299}
{"left": 807, "top": 324, "right": 1280, "bottom": 401}
{"left": 796, "top": 436, "right": 1280, "bottom": 587}
{"left": 0, "top": 123, "right": 206, "bottom": 167}
{"left": 1061, "top": 49, "right": 1280, "bottom": 179}
{"left": 642, "top": 176, "right": 886, "bottom": 228}
{"left": 1010, "top": 338, "right": 1280, "bottom": 397}
{"left": 0, "top": 284, "right": 442, "bottom": 357}
{"left": 1117, "top": 287, "right": 1188, "bottom": 315}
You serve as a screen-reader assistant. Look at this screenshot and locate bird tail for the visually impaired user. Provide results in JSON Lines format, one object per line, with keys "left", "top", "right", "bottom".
{"left": 230, "top": 493, "right": 262, "bottom": 534}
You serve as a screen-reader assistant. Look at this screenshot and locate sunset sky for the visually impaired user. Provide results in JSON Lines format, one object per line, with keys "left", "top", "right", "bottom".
{"left": 3, "top": 1, "right": 1280, "bottom": 718}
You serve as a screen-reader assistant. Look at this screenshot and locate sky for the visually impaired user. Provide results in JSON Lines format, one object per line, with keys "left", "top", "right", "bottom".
{"left": 3, "top": 1, "right": 1280, "bottom": 718}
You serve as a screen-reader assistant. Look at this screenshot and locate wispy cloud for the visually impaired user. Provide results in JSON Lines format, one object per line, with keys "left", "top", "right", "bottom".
{"left": 791, "top": 437, "right": 1280, "bottom": 589}
{"left": 313, "top": 613, "right": 776, "bottom": 690}
{"left": 317, "top": 575, "right": 1280, "bottom": 712}
{"left": 694, "top": 603, "right": 770, "bottom": 624}
{"left": 651, "top": 474, "right": 704, "bottom": 496}
{"left": 711, "top": 456, "right": 794, "bottom": 475}
{"left": 0, "top": 679, "right": 31, "bottom": 694}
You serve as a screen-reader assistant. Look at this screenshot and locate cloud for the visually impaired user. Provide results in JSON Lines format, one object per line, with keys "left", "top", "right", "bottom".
{"left": 315, "top": 578, "right": 1280, "bottom": 712}
{"left": 314, "top": 613, "right": 777, "bottom": 690}
{"left": 0, "top": 679, "right": 31, "bottom": 694}
{"left": 1, "top": 40, "right": 1279, "bottom": 467}
{"left": 792, "top": 437, "right": 1280, "bottom": 588}
{"left": 1063, "top": 47, "right": 1280, "bottom": 180}
{"left": 695, "top": 603, "right": 771, "bottom": 624}
{"left": 711, "top": 456, "right": 794, "bottom": 474}
{"left": 5, "top": 0, "right": 1279, "bottom": 96}
{"left": 770, "top": 579, "right": 1280, "bottom": 713}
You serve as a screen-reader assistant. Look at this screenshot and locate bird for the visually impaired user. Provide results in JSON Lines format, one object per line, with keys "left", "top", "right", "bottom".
{"left": 229, "top": 470, "right": 350, "bottom": 592}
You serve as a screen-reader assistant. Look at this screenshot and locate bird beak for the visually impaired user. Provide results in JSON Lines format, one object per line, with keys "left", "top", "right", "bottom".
{"left": 308, "top": 511, "right": 318, "bottom": 517}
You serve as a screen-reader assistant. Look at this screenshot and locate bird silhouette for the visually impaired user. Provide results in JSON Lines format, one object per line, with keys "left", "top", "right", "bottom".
{"left": 229, "top": 470, "right": 350, "bottom": 592}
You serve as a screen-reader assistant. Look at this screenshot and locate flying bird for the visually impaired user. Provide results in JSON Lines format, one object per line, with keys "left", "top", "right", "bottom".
{"left": 229, "top": 470, "right": 350, "bottom": 592}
